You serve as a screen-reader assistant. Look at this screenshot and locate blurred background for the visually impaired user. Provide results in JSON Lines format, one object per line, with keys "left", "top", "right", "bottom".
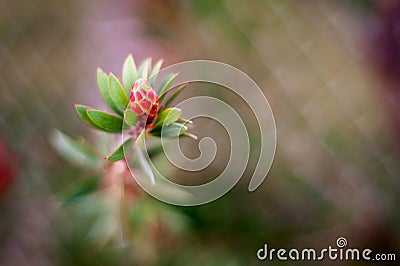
{"left": 1, "top": 0, "right": 400, "bottom": 265}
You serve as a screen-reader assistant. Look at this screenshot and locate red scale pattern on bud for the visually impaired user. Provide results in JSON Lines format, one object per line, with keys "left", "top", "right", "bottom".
{"left": 129, "top": 78, "right": 159, "bottom": 125}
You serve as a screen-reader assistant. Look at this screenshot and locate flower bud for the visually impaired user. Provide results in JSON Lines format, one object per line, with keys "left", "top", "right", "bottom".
{"left": 129, "top": 78, "right": 159, "bottom": 124}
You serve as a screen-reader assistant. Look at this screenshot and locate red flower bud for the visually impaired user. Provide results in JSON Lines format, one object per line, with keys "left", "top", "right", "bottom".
{"left": 129, "top": 78, "right": 159, "bottom": 125}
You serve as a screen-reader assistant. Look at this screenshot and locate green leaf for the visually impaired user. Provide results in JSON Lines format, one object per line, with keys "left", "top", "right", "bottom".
{"left": 106, "top": 138, "right": 134, "bottom": 162}
{"left": 122, "top": 54, "right": 138, "bottom": 94}
{"left": 155, "top": 107, "right": 182, "bottom": 127}
{"left": 138, "top": 58, "right": 151, "bottom": 80}
{"left": 61, "top": 176, "right": 100, "bottom": 204}
{"left": 177, "top": 117, "right": 193, "bottom": 125}
{"left": 135, "top": 145, "right": 155, "bottom": 184}
{"left": 158, "top": 206, "right": 189, "bottom": 232}
{"left": 160, "top": 83, "right": 187, "bottom": 108}
{"left": 136, "top": 129, "right": 146, "bottom": 148}
{"left": 124, "top": 109, "right": 138, "bottom": 127}
{"left": 147, "top": 143, "right": 164, "bottom": 159}
{"left": 97, "top": 68, "right": 123, "bottom": 116}
{"left": 162, "top": 123, "right": 187, "bottom": 138}
{"left": 151, "top": 123, "right": 187, "bottom": 138}
{"left": 75, "top": 104, "right": 104, "bottom": 130}
{"left": 148, "top": 59, "right": 163, "bottom": 87}
{"left": 157, "top": 73, "right": 179, "bottom": 96}
{"left": 50, "top": 130, "right": 100, "bottom": 169}
{"left": 108, "top": 73, "right": 129, "bottom": 112}
{"left": 129, "top": 202, "right": 154, "bottom": 229}
{"left": 87, "top": 109, "right": 123, "bottom": 133}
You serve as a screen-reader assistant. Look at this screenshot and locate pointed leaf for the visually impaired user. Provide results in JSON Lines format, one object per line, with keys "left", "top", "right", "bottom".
{"left": 75, "top": 104, "right": 103, "bottom": 130}
{"left": 87, "top": 109, "right": 123, "bottom": 133}
{"left": 177, "top": 118, "right": 193, "bottom": 125}
{"left": 160, "top": 83, "right": 187, "bottom": 108}
{"left": 162, "top": 123, "right": 187, "bottom": 138}
{"left": 136, "top": 129, "right": 146, "bottom": 148}
{"left": 135, "top": 145, "right": 155, "bottom": 184}
{"left": 157, "top": 73, "right": 179, "bottom": 96}
{"left": 97, "top": 68, "right": 122, "bottom": 116}
{"left": 138, "top": 58, "right": 151, "bottom": 80}
{"left": 106, "top": 138, "right": 134, "bottom": 162}
{"left": 61, "top": 176, "right": 100, "bottom": 203}
{"left": 129, "top": 202, "right": 154, "bottom": 228}
{"left": 155, "top": 107, "right": 181, "bottom": 127}
{"left": 151, "top": 123, "right": 187, "bottom": 138}
{"left": 147, "top": 143, "right": 164, "bottom": 159}
{"left": 122, "top": 54, "right": 138, "bottom": 94}
{"left": 108, "top": 73, "right": 129, "bottom": 112}
{"left": 51, "top": 130, "right": 100, "bottom": 169}
{"left": 148, "top": 59, "right": 163, "bottom": 87}
{"left": 124, "top": 109, "right": 138, "bottom": 127}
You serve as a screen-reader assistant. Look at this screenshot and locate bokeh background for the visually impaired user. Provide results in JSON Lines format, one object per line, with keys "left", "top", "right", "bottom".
{"left": 1, "top": 0, "right": 400, "bottom": 265}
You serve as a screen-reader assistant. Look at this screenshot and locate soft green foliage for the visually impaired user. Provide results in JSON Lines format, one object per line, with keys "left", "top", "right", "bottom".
{"left": 51, "top": 130, "right": 101, "bottom": 169}
{"left": 60, "top": 176, "right": 100, "bottom": 203}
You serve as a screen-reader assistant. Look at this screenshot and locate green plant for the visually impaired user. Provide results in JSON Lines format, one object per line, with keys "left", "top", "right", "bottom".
{"left": 49, "top": 56, "right": 194, "bottom": 265}
{"left": 72, "top": 54, "right": 194, "bottom": 163}
{"left": 51, "top": 54, "right": 197, "bottom": 202}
